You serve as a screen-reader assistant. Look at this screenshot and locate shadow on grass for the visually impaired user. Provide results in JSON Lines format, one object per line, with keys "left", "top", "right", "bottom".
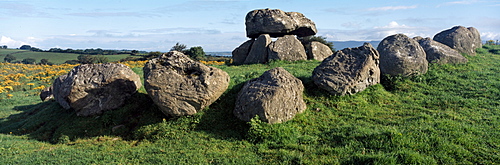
{"left": 0, "top": 92, "right": 166, "bottom": 144}
{"left": 195, "top": 81, "right": 249, "bottom": 141}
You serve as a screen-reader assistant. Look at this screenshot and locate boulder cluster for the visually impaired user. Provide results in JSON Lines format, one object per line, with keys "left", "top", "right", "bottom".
{"left": 377, "top": 26, "right": 480, "bottom": 77}
{"left": 232, "top": 8, "right": 333, "bottom": 65}
{"left": 40, "top": 8, "right": 482, "bottom": 124}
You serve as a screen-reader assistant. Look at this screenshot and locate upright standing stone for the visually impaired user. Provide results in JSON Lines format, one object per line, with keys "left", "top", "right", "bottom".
{"left": 377, "top": 34, "right": 428, "bottom": 77}
{"left": 268, "top": 35, "right": 307, "bottom": 61}
{"left": 232, "top": 39, "right": 254, "bottom": 65}
{"left": 313, "top": 43, "right": 380, "bottom": 95}
{"left": 306, "top": 41, "right": 333, "bottom": 61}
{"left": 244, "top": 34, "right": 272, "bottom": 64}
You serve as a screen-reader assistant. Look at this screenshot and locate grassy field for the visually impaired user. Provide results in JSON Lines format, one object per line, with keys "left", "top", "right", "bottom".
{"left": 0, "top": 49, "right": 133, "bottom": 64}
{"left": 0, "top": 45, "right": 499, "bottom": 164}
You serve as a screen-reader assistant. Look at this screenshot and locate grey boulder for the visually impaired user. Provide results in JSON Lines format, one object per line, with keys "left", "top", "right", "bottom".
{"left": 144, "top": 51, "right": 230, "bottom": 117}
{"left": 268, "top": 35, "right": 307, "bottom": 61}
{"left": 53, "top": 63, "right": 142, "bottom": 116}
{"left": 244, "top": 34, "right": 272, "bottom": 64}
{"left": 305, "top": 41, "right": 333, "bottom": 61}
{"left": 377, "top": 34, "right": 428, "bottom": 77}
{"left": 234, "top": 67, "right": 306, "bottom": 124}
{"left": 414, "top": 37, "right": 468, "bottom": 64}
{"left": 232, "top": 39, "right": 254, "bottom": 65}
{"left": 433, "top": 26, "right": 482, "bottom": 56}
{"left": 313, "top": 43, "right": 380, "bottom": 96}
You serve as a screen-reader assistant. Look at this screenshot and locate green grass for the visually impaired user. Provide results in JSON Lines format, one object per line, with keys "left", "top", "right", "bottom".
{"left": 0, "top": 49, "right": 133, "bottom": 64}
{"left": 1, "top": 46, "right": 500, "bottom": 164}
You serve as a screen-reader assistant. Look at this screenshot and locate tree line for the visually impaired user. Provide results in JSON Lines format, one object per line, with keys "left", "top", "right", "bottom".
{"left": 16, "top": 45, "right": 142, "bottom": 55}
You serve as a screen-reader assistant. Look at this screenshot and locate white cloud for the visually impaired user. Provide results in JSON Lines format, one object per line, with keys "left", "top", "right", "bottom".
{"left": 437, "top": 0, "right": 480, "bottom": 7}
{"left": 367, "top": 5, "right": 418, "bottom": 11}
{"left": 0, "top": 36, "right": 29, "bottom": 48}
{"left": 481, "top": 32, "right": 500, "bottom": 40}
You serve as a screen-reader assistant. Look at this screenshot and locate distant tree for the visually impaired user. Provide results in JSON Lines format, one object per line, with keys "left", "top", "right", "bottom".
{"left": 4, "top": 54, "right": 16, "bottom": 62}
{"left": 144, "top": 51, "right": 162, "bottom": 60}
{"left": 22, "top": 58, "right": 36, "bottom": 64}
{"left": 94, "top": 55, "right": 109, "bottom": 63}
{"left": 171, "top": 42, "right": 187, "bottom": 52}
{"left": 486, "top": 40, "right": 496, "bottom": 45}
{"left": 298, "top": 35, "right": 335, "bottom": 52}
{"left": 39, "top": 59, "right": 51, "bottom": 65}
{"left": 19, "top": 45, "right": 32, "bottom": 50}
{"left": 1, "top": 45, "right": 7, "bottom": 49}
{"left": 77, "top": 54, "right": 96, "bottom": 64}
{"left": 30, "top": 47, "right": 43, "bottom": 52}
{"left": 64, "top": 60, "right": 80, "bottom": 65}
{"left": 184, "top": 46, "right": 206, "bottom": 60}
{"left": 49, "top": 48, "right": 64, "bottom": 52}
{"left": 131, "top": 50, "right": 139, "bottom": 55}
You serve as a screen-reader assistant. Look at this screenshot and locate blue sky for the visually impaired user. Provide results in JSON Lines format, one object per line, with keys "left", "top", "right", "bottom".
{"left": 0, "top": 0, "right": 499, "bottom": 51}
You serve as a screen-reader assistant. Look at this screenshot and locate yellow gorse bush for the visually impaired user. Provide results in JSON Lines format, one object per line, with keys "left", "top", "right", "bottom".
{"left": 118, "top": 60, "right": 148, "bottom": 68}
{"left": 0, "top": 62, "right": 78, "bottom": 99}
{"left": 199, "top": 60, "right": 227, "bottom": 65}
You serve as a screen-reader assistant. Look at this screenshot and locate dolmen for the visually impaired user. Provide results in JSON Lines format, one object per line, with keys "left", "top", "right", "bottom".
{"left": 232, "top": 8, "right": 332, "bottom": 65}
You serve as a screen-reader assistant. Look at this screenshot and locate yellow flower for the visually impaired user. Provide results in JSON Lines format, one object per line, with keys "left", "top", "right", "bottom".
{"left": 4, "top": 86, "right": 13, "bottom": 91}
{"left": 34, "top": 85, "right": 46, "bottom": 90}
{"left": 7, "top": 94, "right": 13, "bottom": 98}
{"left": 27, "top": 83, "right": 35, "bottom": 86}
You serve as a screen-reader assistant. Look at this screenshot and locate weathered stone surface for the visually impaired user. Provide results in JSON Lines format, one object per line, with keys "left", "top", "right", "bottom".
{"left": 52, "top": 63, "right": 142, "bottom": 116}
{"left": 144, "top": 51, "right": 230, "bottom": 117}
{"left": 245, "top": 8, "right": 317, "bottom": 38}
{"left": 234, "top": 67, "right": 306, "bottom": 124}
{"left": 268, "top": 35, "right": 307, "bottom": 61}
{"left": 40, "top": 85, "right": 53, "bottom": 101}
{"left": 377, "top": 34, "right": 428, "bottom": 77}
{"left": 414, "top": 37, "right": 468, "bottom": 64}
{"left": 313, "top": 43, "right": 380, "bottom": 95}
{"left": 244, "top": 34, "right": 271, "bottom": 64}
{"left": 232, "top": 39, "right": 254, "bottom": 65}
{"left": 306, "top": 41, "right": 333, "bottom": 61}
{"left": 433, "top": 26, "right": 482, "bottom": 56}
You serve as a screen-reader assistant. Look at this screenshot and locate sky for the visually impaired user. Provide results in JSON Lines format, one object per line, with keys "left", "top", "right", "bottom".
{"left": 0, "top": 0, "right": 499, "bottom": 52}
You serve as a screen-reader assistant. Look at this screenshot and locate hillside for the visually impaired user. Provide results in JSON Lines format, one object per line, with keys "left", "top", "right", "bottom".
{"left": 0, "top": 49, "right": 134, "bottom": 64}
{"left": 0, "top": 45, "right": 499, "bottom": 164}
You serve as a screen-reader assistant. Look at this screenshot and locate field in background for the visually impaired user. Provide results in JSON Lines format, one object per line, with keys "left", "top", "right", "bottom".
{"left": 0, "top": 45, "right": 499, "bottom": 164}
{"left": 0, "top": 49, "right": 134, "bottom": 64}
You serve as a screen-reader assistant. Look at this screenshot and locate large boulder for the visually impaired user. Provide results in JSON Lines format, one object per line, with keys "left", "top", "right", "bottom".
{"left": 144, "top": 51, "right": 230, "bottom": 117}
{"left": 414, "top": 37, "right": 468, "bottom": 64}
{"left": 245, "top": 8, "right": 317, "bottom": 38}
{"left": 433, "top": 26, "right": 482, "bottom": 56}
{"left": 234, "top": 67, "right": 306, "bottom": 124}
{"left": 244, "top": 34, "right": 272, "bottom": 64}
{"left": 305, "top": 41, "right": 333, "bottom": 61}
{"left": 313, "top": 43, "right": 380, "bottom": 96}
{"left": 52, "top": 63, "right": 142, "bottom": 116}
{"left": 232, "top": 39, "right": 254, "bottom": 65}
{"left": 268, "top": 35, "right": 307, "bottom": 61}
{"left": 377, "top": 34, "right": 428, "bottom": 77}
